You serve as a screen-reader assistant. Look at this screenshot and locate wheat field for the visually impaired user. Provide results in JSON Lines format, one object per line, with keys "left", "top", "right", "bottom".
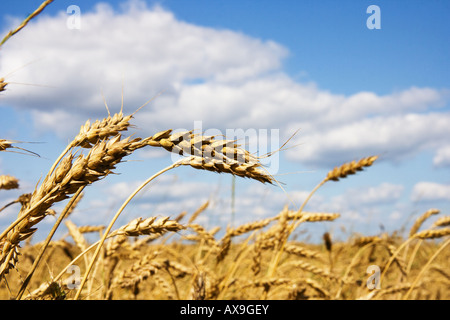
{"left": 0, "top": 1, "right": 449, "bottom": 301}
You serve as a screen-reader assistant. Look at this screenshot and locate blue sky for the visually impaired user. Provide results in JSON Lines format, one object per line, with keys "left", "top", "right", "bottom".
{"left": 1, "top": 0, "right": 449, "bottom": 243}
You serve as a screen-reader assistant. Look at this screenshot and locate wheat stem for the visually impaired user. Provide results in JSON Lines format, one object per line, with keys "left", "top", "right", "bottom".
{"left": 74, "top": 159, "right": 184, "bottom": 299}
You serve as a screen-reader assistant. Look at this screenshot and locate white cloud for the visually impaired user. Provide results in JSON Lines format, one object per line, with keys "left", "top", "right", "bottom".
{"left": 0, "top": 0, "right": 448, "bottom": 170}
{"left": 288, "top": 112, "right": 450, "bottom": 167}
{"left": 411, "top": 182, "right": 450, "bottom": 202}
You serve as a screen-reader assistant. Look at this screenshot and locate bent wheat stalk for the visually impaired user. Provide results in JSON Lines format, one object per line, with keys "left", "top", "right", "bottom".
{"left": 74, "top": 159, "right": 185, "bottom": 299}
{"left": 0, "top": 134, "right": 144, "bottom": 277}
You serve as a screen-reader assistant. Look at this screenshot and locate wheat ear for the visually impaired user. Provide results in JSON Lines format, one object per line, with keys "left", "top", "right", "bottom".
{"left": 0, "top": 175, "right": 19, "bottom": 190}
{"left": 409, "top": 209, "right": 440, "bottom": 237}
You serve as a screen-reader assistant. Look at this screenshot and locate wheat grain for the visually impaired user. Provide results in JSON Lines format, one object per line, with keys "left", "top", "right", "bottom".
{"left": 325, "top": 156, "right": 378, "bottom": 182}
{"left": 0, "top": 175, "right": 19, "bottom": 190}
{"left": 144, "top": 130, "right": 274, "bottom": 184}
{"left": 409, "top": 209, "right": 440, "bottom": 237}
{"left": 78, "top": 225, "right": 106, "bottom": 233}
{"left": 353, "top": 235, "right": 382, "bottom": 247}
{"left": 0, "top": 77, "right": 7, "bottom": 92}
{"left": 112, "top": 217, "right": 185, "bottom": 237}
{"left": 413, "top": 228, "right": 450, "bottom": 239}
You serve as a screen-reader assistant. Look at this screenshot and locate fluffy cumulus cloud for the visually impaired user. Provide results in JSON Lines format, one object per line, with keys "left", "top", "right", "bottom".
{"left": 319, "top": 182, "right": 404, "bottom": 216}
{"left": 411, "top": 182, "right": 450, "bottom": 202}
{"left": 1, "top": 0, "right": 449, "bottom": 169}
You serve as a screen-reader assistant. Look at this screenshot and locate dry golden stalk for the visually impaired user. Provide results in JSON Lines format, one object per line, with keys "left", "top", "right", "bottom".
{"left": 245, "top": 278, "right": 291, "bottom": 289}
{"left": 111, "top": 217, "right": 185, "bottom": 237}
{"left": 353, "top": 235, "right": 382, "bottom": 247}
{"left": 0, "top": 0, "right": 54, "bottom": 48}
{"left": 144, "top": 129, "right": 274, "bottom": 184}
{"left": 187, "top": 201, "right": 209, "bottom": 224}
{"left": 188, "top": 224, "right": 218, "bottom": 249}
{"left": 432, "top": 216, "right": 450, "bottom": 228}
{"left": 229, "top": 217, "right": 274, "bottom": 237}
{"left": 268, "top": 205, "right": 290, "bottom": 245}
{"left": 0, "top": 77, "right": 7, "bottom": 92}
{"left": 284, "top": 244, "right": 322, "bottom": 259}
{"left": 114, "top": 255, "right": 164, "bottom": 289}
{"left": 163, "top": 259, "right": 193, "bottom": 278}
{"left": 25, "top": 280, "right": 66, "bottom": 300}
{"left": 208, "top": 226, "right": 221, "bottom": 236}
{"left": 325, "top": 156, "right": 378, "bottom": 182}
{"left": 271, "top": 210, "right": 339, "bottom": 223}
{"left": 413, "top": 227, "right": 450, "bottom": 239}
{"left": 0, "top": 175, "right": 19, "bottom": 190}
{"left": 409, "top": 209, "right": 440, "bottom": 237}
{"left": 72, "top": 112, "right": 133, "bottom": 149}
{"left": 288, "top": 260, "right": 341, "bottom": 282}
{"left": 63, "top": 192, "right": 84, "bottom": 218}
{"left": 302, "top": 278, "right": 331, "bottom": 299}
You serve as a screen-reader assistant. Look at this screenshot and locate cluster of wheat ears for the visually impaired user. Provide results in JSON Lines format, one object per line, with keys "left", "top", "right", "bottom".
{"left": 0, "top": 1, "right": 449, "bottom": 300}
